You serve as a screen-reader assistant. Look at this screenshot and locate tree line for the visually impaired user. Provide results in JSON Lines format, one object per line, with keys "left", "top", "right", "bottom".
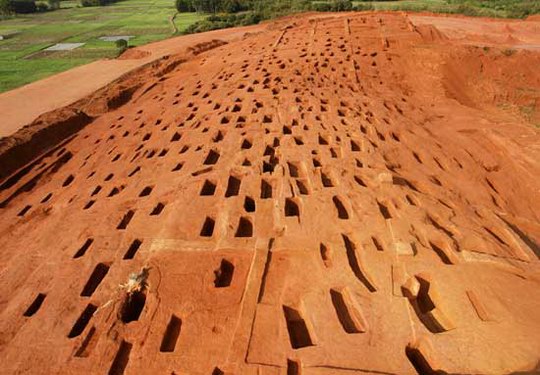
{"left": 176, "top": 0, "right": 249, "bottom": 13}
{"left": 1, "top": 0, "right": 120, "bottom": 14}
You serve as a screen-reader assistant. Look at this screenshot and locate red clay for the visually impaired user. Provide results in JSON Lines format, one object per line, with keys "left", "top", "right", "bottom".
{"left": 0, "top": 11, "right": 539, "bottom": 375}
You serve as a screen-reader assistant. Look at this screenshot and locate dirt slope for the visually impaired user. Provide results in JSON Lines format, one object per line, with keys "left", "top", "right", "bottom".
{"left": 0, "top": 12, "right": 539, "bottom": 375}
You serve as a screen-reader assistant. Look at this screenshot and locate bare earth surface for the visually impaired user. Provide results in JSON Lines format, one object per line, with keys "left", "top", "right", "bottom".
{"left": 0, "top": 11, "right": 539, "bottom": 375}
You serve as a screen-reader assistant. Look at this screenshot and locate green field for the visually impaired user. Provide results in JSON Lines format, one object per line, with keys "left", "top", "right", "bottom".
{"left": 321, "top": 0, "right": 538, "bottom": 18}
{"left": 0, "top": 0, "right": 202, "bottom": 93}
{"left": 353, "top": 0, "right": 453, "bottom": 11}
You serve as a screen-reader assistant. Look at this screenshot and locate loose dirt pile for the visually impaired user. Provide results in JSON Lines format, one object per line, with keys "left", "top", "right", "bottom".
{"left": 0, "top": 12, "right": 539, "bottom": 375}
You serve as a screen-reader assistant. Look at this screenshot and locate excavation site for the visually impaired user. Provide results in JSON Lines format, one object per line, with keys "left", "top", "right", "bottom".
{"left": 0, "top": 11, "right": 539, "bottom": 375}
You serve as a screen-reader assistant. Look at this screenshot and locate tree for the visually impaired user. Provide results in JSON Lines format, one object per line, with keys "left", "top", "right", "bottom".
{"left": 115, "top": 38, "right": 128, "bottom": 55}
{"left": 191, "top": 0, "right": 219, "bottom": 13}
{"left": 9, "top": 0, "right": 37, "bottom": 13}
{"left": 0, "top": 0, "right": 13, "bottom": 14}
{"left": 223, "top": 0, "right": 243, "bottom": 13}
{"left": 47, "top": 0, "right": 59, "bottom": 9}
{"left": 332, "top": 0, "right": 352, "bottom": 11}
{"left": 175, "top": 0, "right": 194, "bottom": 12}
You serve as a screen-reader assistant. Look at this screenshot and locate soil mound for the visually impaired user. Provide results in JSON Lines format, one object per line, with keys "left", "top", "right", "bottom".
{"left": 187, "top": 39, "right": 228, "bottom": 55}
{"left": 118, "top": 49, "right": 152, "bottom": 60}
{"left": 526, "top": 14, "right": 540, "bottom": 21}
{"left": 415, "top": 23, "right": 449, "bottom": 42}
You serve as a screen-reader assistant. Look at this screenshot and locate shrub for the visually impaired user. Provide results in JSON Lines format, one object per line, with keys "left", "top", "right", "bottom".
{"left": 353, "top": 2, "right": 374, "bottom": 11}
{"left": 184, "top": 12, "right": 262, "bottom": 34}
{"left": 312, "top": 0, "right": 354, "bottom": 12}
{"left": 0, "top": 0, "right": 12, "bottom": 14}
{"left": 80, "top": 0, "right": 100, "bottom": 6}
{"left": 455, "top": 3, "right": 480, "bottom": 16}
{"left": 446, "top": 0, "right": 540, "bottom": 18}
{"left": 47, "top": 0, "right": 58, "bottom": 9}
{"left": 222, "top": 0, "right": 244, "bottom": 13}
{"left": 80, "top": 0, "right": 118, "bottom": 7}
{"left": 240, "top": 12, "right": 261, "bottom": 25}
{"left": 333, "top": 0, "right": 353, "bottom": 11}
{"left": 190, "top": 0, "right": 219, "bottom": 13}
{"left": 311, "top": 2, "right": 332, "bottom": 12}
{"left": 1, "top": 0, "right": 62, "bottom": 13}
{"left": 175, "top": 0, "right": 194, "bottom": 12}
{"left": 35, "top": 1, "right": 48, "bottom": 11}
{"left": 115, "top": 38, "right": 128, "bottom": 54}
{"left": 10, "top": 0, "right": 36, "bottom": 13}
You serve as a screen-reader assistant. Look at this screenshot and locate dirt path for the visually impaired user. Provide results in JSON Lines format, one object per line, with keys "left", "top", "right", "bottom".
{"left": 0, "top": 24, "right": 265, "bottom": 138}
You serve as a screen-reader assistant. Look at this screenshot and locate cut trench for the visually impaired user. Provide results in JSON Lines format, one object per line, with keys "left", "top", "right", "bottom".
{"left": 260, "top": 179, "right": 272, "bottom": 199}
{"left": 68, "top": 303, "right": 97, "bottom": 338}
{"left": 235, "top": 217, "right": 253, "bottom": 237}
{"left": 296, "top": 180, "right": 309, "bottom": 195}
{"left": 74, "top": 326, "right": 98, "bottom": 357}
{"left": 283, "top": 305, "right": 315, "bottom": 349}
{"left": 330, "top": 288, "right": 366, "bottom": 333}
{"left": 214, "top": 259, "right": 234, "bottom": 287}
{"left": 123, "top": 239, "right": 142, "bottom": 260}
{"left": 139, "top": 186, "right": 153, "bottom": 197}
{"left": 372, "top": 236, "right": 384, "bottom": 251}
{"left": 225, "top": 176, "right": 241, "bottom": 197}
{"left": 23, "top": 293, "right": 46, "bottom": 317}
{"left": 429, "top": 242, "right": 453, "bottom": 265}
{"left": 200, "top": 180, "right": 216, "bottom": 196}
{"left": 332, "top": 196, "right": 349, "bottom": 219}
{"left": 150, "top": 202, "right": 165, "bottom": 216}
{"left": 288, "top": 162, "right": 300, "bottom": 177}
{"left": 287, "top": 359, "right": 301, "bottom": 375}
{"left": 120, "top": 291, "right": 146, "bottom": 323}
{"left": 74, "top": 238, "right": 94, "bottom": 258}
{"left": 244, "top": 196, "right": 256, "bottom": 212}
{"left": 285, "top": 198, "right": 300, "bottom": 217}
{"left": 377, "top": 201, "right": 392, "bottom": 219}
{"left": 200, "top": 217, "right": 215, "bottom": 237}
{"left": 405, "top": 344, "right": 443, "bottom": 375}
{"left": 18, "top": 205, "right": 31, "bottom": 217}
{"left": 204, "top": 150, "right": 220, "bottom": 165}
{"left": 117, "top": 210, "right": 135, "bottom": 230}
{"left": 80, "top": 263, "right": 110, "bottom": 297}
{"left": 342, "top": 234, "right": 376, "bottom": 292}
{"left": 320, "top": 243, "right": 332, "bottom": 267}
{"left": 321, "top": 172, "right": 334, "bottom": 187}
{"left": 108, "top": 340, "right": 132, "bottom": 375}
{"left": 160, "top": 315, "right": 182, "bottom": 352}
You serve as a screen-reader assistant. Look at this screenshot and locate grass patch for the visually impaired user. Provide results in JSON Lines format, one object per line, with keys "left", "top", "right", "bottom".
{"left": 354, "top": 0, "right": 539, "bottom": 18}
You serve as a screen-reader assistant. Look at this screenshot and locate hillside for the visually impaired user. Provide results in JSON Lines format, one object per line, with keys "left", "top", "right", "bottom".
{"left": 0, "top": 12, "right": 539, "bottom": 375}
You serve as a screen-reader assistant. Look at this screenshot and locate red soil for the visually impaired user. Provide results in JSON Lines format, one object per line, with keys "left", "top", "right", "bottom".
{"left": 0, "top": 12, "right": 539, "bottom": 375}
{"left": 117, "top": 49, "right": 152, "bottom": 60}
